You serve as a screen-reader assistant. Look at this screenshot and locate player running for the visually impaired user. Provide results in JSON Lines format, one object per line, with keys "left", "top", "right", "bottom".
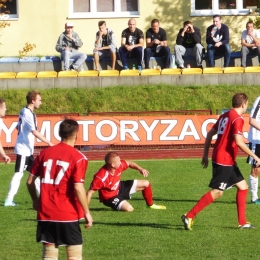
{"left": 182, "top": 93, "right": 260, "bottom": 230}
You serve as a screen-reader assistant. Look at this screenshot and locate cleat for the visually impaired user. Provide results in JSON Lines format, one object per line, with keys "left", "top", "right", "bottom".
{"left": 251, "top": 199, "right": 260, "bottom": 204}
{"left": 181, "top": 214, "right": 193, "bottom": 231}
{"left": 148, "top": 204, "right": 166, "bottom": 210}
{"left": 4, "top": 199, "right": 18, "bottom": 206}
{"left": 238, "top": 222, "right": 256, "bottom": 229}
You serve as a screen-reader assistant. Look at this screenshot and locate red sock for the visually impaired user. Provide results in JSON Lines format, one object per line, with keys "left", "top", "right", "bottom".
{"left": 142, "top": 184, "right": 153, "bottom": 206}
{"left": 236, "top": 189, "right": 248, "bottom": 225}
{"left": 186, "top": 191, "right": 214, "bottom": 219}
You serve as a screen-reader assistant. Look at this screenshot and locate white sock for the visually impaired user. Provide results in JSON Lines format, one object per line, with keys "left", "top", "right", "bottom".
{"left": 35, "top": 177, "right": 41, "bottom": 196}
{"left": 249, "top": 175, "right": 259, "bottom": 201}
{"left": 6, "top": 172, "right": 24, "bottom": 201}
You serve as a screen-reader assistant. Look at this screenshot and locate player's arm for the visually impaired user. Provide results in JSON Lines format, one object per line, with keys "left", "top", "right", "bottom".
{"left": 27, "top": 174, "right": 39, "bottom": 210}
{"left": 0, "top": 139, "right": 10, "bottom": 163}
{"left": 249, "top": 117, "right": 260, "bottom": 131}
{"left": 234, "top": 134, "right": 260, "bottom": 165}
{"left": 127, "top": 160, "right": 149, "bottom": 177}
{"left": 201, "top": 128, "right": 217, "bottom": 168}
{"left": 32, "top": 130, "right": 53, "bottom": 146}
{"left": 86, "top": 189, "right": 96, "bottom": 205}
{"left": 74, "top": 183, "right": 93, "bottom": 229}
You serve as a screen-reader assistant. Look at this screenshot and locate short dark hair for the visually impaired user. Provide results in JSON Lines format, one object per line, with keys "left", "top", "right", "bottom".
{"left": 98, "top": 20, "right": 106, "bottom": 27}
{"left": 183, "top": 21, "right": 192, "bottom": 26}
{"left": 213, "top": 15, "right": 221, "bottom": 20}
{"left": 246, "top": 21, "right": 254, "bottom": 27}
{"left": 59, "top": 119, "right": 79, "bottom": 139}
{"left": 105, "top": 151, "right": 119, "bottom": 165}
{"left": 151, "top": 19, "right": 159, "bottom": 25}
{"left": 26, "top": 90, "right": 40, "bottom": 105}
{"left": 232, "top": 93, "right": 248, "bottom": 108}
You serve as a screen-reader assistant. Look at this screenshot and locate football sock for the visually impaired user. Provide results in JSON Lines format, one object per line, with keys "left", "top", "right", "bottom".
{"left": 249, "top": 175, "right": 258, "bottom": 201}
{"left": 236, "top": 189, "right": 248, "bottom": 226}
{"left": 186, "top": 191, "right": 214, "bottom": 219}
{"left": 6, "top": 172, "right": 24, "bottom": 201}
{"left": 142, "top": 184, "right": 153, "bottom": 206}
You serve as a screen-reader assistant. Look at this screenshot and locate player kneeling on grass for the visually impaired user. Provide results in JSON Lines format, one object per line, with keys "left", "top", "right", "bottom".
{"left": 27, "top": 119, "right": 93, "bottom": 260}
{"left": 86, "top": 151, "right": 166, "bottom": 211}
{"left": 182, "top": 93, "right": 260, "bottom": 231}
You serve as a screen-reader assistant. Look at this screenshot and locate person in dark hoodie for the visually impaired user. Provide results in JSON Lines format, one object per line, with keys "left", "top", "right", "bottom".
{"left": 206, "top": 15, "right": 231, "bottom": 68}
{"left": 174, "top": 20, "right": 204, "bottom": 69}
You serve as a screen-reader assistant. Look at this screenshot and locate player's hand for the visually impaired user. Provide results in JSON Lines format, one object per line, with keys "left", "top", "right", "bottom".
{"left": 201, "top": 156, "right": 209, "bottom": 169}
{"left": 48, "top": 142, "right": 54, "bottom": 146}
{"left": 255, "top": 157, "right": 260, "bottom": 167}
{"left": 3, "top": 155, "right": 11, "bottom": 164}
{"left": 215, "top": 42, "right": 222, "bottom": 47}
{"left": 85, "top": 212, "right": 93, "bottom": 229}
{"left": 140, "top": 168, "right": 149, "bottom": 177}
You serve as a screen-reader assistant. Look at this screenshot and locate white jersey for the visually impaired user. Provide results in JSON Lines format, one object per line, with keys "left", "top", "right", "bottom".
{"left": 14, "top": 107, "right": 37, "bottom": 156}
{"left": 248, "top": 96, "right": 260, "bottom": 144}
{"left": 241, "top": 29, "right": 260, "bottom": 47}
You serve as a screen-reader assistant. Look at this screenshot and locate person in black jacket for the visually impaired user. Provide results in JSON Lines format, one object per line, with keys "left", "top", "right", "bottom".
{"left": 144, "top": 19, "right": 171, "bottom": 69}
{"left": 206, "top": 15, "right": 231, "bottom": 68}
{"left": 174, "top": 21, "right": 204, "bottom": 69}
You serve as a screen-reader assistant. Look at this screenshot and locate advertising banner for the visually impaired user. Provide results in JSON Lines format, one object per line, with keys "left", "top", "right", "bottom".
{"left": 1, "top": 114, "right": 250, "bottom": 147}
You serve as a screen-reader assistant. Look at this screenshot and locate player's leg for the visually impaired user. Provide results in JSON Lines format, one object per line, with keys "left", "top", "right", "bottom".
{"left": 182, "top": 163, "right": 228, "bottom": 230}
{"left": 247, "top": 142, "right": 260, "bottom": 203}
{"left": 231, "top": 164, "right": 254, "bottom": 228}
{"left": 103, "top": 195, "right": 134, "bottom": 212}
{"left": 66, "top": 245, "right": 82, "bottom": 260}
{"left": 42, "top": 243, "right": 59, "bottom": 260}
{"left": 134, "top": 180, "right": 166, "bottom": 209}
{"left": 5, "top": 154, "right": 28, "bottom": 206}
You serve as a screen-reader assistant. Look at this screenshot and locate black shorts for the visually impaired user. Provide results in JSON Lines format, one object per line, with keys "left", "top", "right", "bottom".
{"left": 209, "top": 162, "right": 244, "bottom": 191}
{"left": 103, "top": 180, "right": 135, "bottom": 210}
{"left": 15, "top": 154, "right": 34, "bottom": 172}
{"left": 247, "top": 142, "right": 260, "bottom": 167}
{"left": 37, "top": 221, "right": 82, "bottom": 246}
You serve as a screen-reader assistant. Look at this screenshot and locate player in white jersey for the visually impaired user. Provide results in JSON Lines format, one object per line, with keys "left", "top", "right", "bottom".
{"left": 4, "top": 91, "right": 53, "bottom": 206}
{"left": 247, "top": 96, "right": 260, "bottom": 204}
{"left": 0, "top": 98, "right": 11, "bottom": 164}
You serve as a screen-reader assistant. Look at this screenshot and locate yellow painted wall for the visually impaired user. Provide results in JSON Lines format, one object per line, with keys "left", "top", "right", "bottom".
{"left": 0, "top": 0, "right": 254, "bottom": 57}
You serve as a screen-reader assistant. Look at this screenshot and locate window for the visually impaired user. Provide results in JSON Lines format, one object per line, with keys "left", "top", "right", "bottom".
{"left": 69, "top": 0, "right": 139, "bottom": 18}
{"left": 191, "top": 0, "right": 257, "bottom": 16}
{"left": 0, "top": 0, "right": 18, "bottom": 19}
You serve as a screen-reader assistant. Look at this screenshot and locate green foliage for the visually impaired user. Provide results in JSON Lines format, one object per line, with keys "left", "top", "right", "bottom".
{"left": 0, "top": 158, "right": 259, "bottom": 259}
{"left": 0, "top": 85, "right": 259, "bottom": 116}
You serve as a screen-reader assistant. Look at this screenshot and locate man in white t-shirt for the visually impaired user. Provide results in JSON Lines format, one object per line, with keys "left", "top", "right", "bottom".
{"left": 247, "top": 96, "right": 260, "bottom": 204}
{"left": 4, "top": 91, "right": 53, "bottom": 206}
{"left": 241, "top": 21, "right": 260, "bottom": 68}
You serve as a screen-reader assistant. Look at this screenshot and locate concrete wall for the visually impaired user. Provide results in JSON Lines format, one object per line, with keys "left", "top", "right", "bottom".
{"left": 0, "top": 0, "right": 254, "bottom": 57}
{"left": 1, "top": 72, "right": 259, "bottom": 89}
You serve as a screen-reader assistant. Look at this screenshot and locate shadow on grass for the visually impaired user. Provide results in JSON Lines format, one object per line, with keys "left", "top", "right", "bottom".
{"left": 87, "top": 221, "right": 172, "bottom": 229}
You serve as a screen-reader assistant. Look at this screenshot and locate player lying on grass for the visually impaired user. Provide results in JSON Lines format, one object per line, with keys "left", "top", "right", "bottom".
{"left": 182, "top": 93, "right": 260, "bottom": 230}
{"left": 86, "top": 151, "right": 166, "bottom": 211}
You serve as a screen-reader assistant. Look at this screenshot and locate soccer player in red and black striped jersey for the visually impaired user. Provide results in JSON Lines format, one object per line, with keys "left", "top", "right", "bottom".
{"left": 27, "top": 119, "right": 93, "bottom": 259}
{"left": 86, "top": 151, "right": 166, "bottom": 211}
{"left": 182, "top": 93, "right": 260, "bottom": 230}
